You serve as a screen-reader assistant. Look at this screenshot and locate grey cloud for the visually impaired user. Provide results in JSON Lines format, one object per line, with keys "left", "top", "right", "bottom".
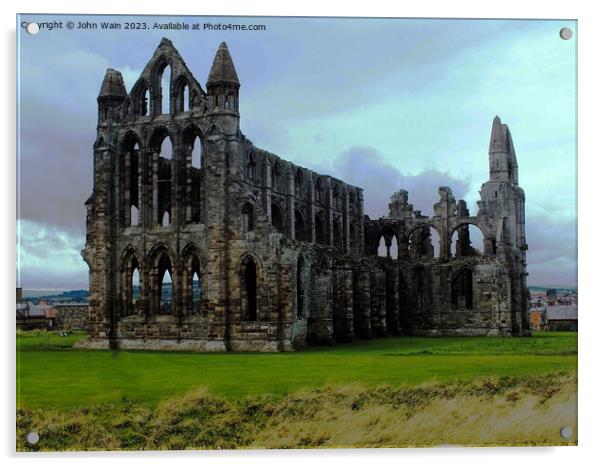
{"left": 314, "top": 146, "right": 470, "bottom": 218}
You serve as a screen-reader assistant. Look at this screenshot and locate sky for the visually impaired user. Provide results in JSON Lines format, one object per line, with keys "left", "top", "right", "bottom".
{"left": 16, "top": 15, "right": 577, "bottom": 289}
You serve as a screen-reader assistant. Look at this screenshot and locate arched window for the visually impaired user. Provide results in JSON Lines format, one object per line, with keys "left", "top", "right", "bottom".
{"left": 271, "top": 202, "right": 284, "bottom": 233}
{"left": 450, "top": 224, "right": 485, "bottom": 258}
{"left": 133, "top": 83, "right": 150, "bottom": 116}
{"left": 390, "top": 235, "right": 399, "bottom": 259}
{"left": 159, "top": 63, "right": 171, "bottom": 114}
{"left": 152, "top": 131, "right": 173, "bottom": 225}
{"left": 408, "top": 226, "right": 441, "bottom": 260}
{"left": 377, "top": 236, "right": 387, "bottom": 257}
{"left": 131, "top": 266, "right": 140, "bottom": 312}
{"left": 191, "top": 136, "right": 202, "bottom": 169}
{"left": 452, "top": 268, "right": 474, "bottom": 310}
{"left": 130, "top": 205, "right": 139, "bottom": 226}
{"left": 192, "top": 271, "right": 201, "bottom": 312}
{"left": 241, "top": 256, "right": 258, "bottom": 321}
{"left": 157, "top": 253, "right": 173, "bottom": 315}
{"left": 161, "top": 209, "right": 171, "bottom": 227}
{"left": 183, "top": 85, "right": 190, "bottom": 112}
{"left": 296, "top": 256, "right": 304, "bottom": 319}
{"left": 242, "top": 203, "right": 254, "bottom": 233}
{"left": 121, "top": 137, "right": 140, "bottom": 228}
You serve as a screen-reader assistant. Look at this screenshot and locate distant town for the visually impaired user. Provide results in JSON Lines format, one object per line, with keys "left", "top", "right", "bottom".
{"left": 16, "top": 285, "right": 577, "bottom": 333}
{"left": 528, "top": 287, "right": 578, "bottom": 332}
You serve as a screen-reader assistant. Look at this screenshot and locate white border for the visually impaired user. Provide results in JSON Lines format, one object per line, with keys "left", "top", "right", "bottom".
{"left": 3, "top": 1, "right": 600, "bottom": 465}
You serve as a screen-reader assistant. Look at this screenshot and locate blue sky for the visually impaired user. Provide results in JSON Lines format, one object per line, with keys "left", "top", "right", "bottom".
{"left": 17, "top": 15, "right": 577, "bottom": 288}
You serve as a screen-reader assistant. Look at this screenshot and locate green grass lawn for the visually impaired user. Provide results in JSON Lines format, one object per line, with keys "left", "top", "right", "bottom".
{"left": 16, "top": 331, "right": 577, "bottom": 409}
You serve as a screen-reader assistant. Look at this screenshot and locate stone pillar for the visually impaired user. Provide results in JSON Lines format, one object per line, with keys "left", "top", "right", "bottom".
{"left": 333, "top": 268, "right": 354, "bottom": 342}
{"left": 152, "top": 151, "right": 159, "bottom": 225}
{"left": 124, "top": 151, "right": 131, "bottom": 226}
{"left": 358, "top": 190, "right": 365, "bottom": 254}
{"left": 326, "top": 178, "right": 333, "bottom": 246}
{"left": 343, "top": 189, "right": 350, "bottom": 253}
{"left": 309, "top": 175, "right": 316, "bottom": 243}
{"left": 385, "top": 267, "right": 401, "bottom": 335}
{"left": 370, "top": 270, "right": 387, "bottom": 336}
{"left": 286, "top": 168, "right": 295, "bottom": 239}
{"left": 353, "top": 269, "right": 372, "bottom": 339}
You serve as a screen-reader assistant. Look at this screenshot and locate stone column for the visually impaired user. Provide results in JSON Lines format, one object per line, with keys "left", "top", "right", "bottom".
{"left": 353, "top": 269, "right": 372, "bottom": 339}
{"left": 333, "top": 268, "right": 354, "bottom": 342}
{"left": 286, "top": 168, "right": 295, "bottom": 239}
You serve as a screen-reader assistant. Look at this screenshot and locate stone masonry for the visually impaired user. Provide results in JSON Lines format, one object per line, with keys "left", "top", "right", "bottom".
{"left": 80, "top": 38, "right": 530, "bottom": 352}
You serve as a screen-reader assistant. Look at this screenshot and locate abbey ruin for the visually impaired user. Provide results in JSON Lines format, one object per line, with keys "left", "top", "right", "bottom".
{"left": 81, "top": 38, "right": 530, "bottom": 352}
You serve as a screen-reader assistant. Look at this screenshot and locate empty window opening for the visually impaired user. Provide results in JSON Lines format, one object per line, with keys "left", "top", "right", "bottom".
{"left": 390, "top": 235, "right": 399, "bottom": 259}
{"left": 450, "top": 224, "right": 485, "bottom": 258}
{"left": 182, "top": 84, "right": 190, "bottom": 112}
{"left": 160, "top": 137, "right": 172, "bottom": 160}
{"left": 160, "top": 269, "right": 172, "bottom": 315}
{"left": 130, "top": 205, "right": 139, "bottom": 226}
{"left": 192, "top": 271, "right": 201, "bottom": 313}
{"left": 160, "top": 64, "right": 171, "bottom": 114}
{"left": 131, "top": 266, "right": 140, "bottom": 311}
{"left": 192, "top": 136, "right": 202, "bottom": 169}
{"left": 377, "top": 236, "right": 387, "bottom": 257}
{"left": 409, "top": 226, "right": 441, "bottom": 260}
{"left": 161, "top": 210, "right": 171, "bottom": 227}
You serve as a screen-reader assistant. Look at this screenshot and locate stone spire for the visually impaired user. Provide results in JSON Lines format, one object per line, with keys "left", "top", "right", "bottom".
{"left": 207, "top": 42, "right": 240, "bottom": 86}
{"left": 489, "top": 115, "right": 515, "bottom": 154}
{"left": 98, "top": 68, "right": 127, "bottom": 98}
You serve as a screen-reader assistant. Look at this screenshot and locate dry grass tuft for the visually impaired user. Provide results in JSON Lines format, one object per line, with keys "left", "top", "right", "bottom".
{"left": 17, "top": 372, "right": 577, "bottom": 451}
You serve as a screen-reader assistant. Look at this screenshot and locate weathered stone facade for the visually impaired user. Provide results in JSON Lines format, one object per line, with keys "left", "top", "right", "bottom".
{"left": 80, "top": 39, "right": 530, "bottom": 352}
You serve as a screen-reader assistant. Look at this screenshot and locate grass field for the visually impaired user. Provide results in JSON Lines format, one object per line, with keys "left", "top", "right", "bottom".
{"left": 17, "top": 331, "right": 577, "bottom": 409}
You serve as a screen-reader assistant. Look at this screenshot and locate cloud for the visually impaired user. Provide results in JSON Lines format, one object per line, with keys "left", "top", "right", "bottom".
{"left": 17, "top": 220, "right": 88, "bottom": 289}
{"left": 524, "top": 215, "right": 577, "bottom": 287}
{"left": 312, "top": 146, "right": 471, "bottom": 218}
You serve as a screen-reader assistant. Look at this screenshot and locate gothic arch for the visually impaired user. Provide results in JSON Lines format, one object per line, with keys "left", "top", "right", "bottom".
{"left": 449, "top": 222, "right": 489, "bottom": 258}
{"left": 173, "top": 74, "right": 191, "bottom": 113}
{"left": 150, "top": 56, "right": 173, "bottom": 115}
{"left": 238, "top": 253, "right": 262, "bottom": 322}
{"left": 130, "top": 78, "right": 151, "bottom": 116}
{"left": 120, "top": 246, "right": 142, "bottom": 318}
{"left": 181, "top": 243, "right": 207, "bottom": 316}
{"left": 147, "top": 244, "right": 176, "bottom": 316}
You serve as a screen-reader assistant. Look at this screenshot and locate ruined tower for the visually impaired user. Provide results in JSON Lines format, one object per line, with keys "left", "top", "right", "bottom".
{"left": 81, "top": 39, "right": 529, "bottom": 352}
